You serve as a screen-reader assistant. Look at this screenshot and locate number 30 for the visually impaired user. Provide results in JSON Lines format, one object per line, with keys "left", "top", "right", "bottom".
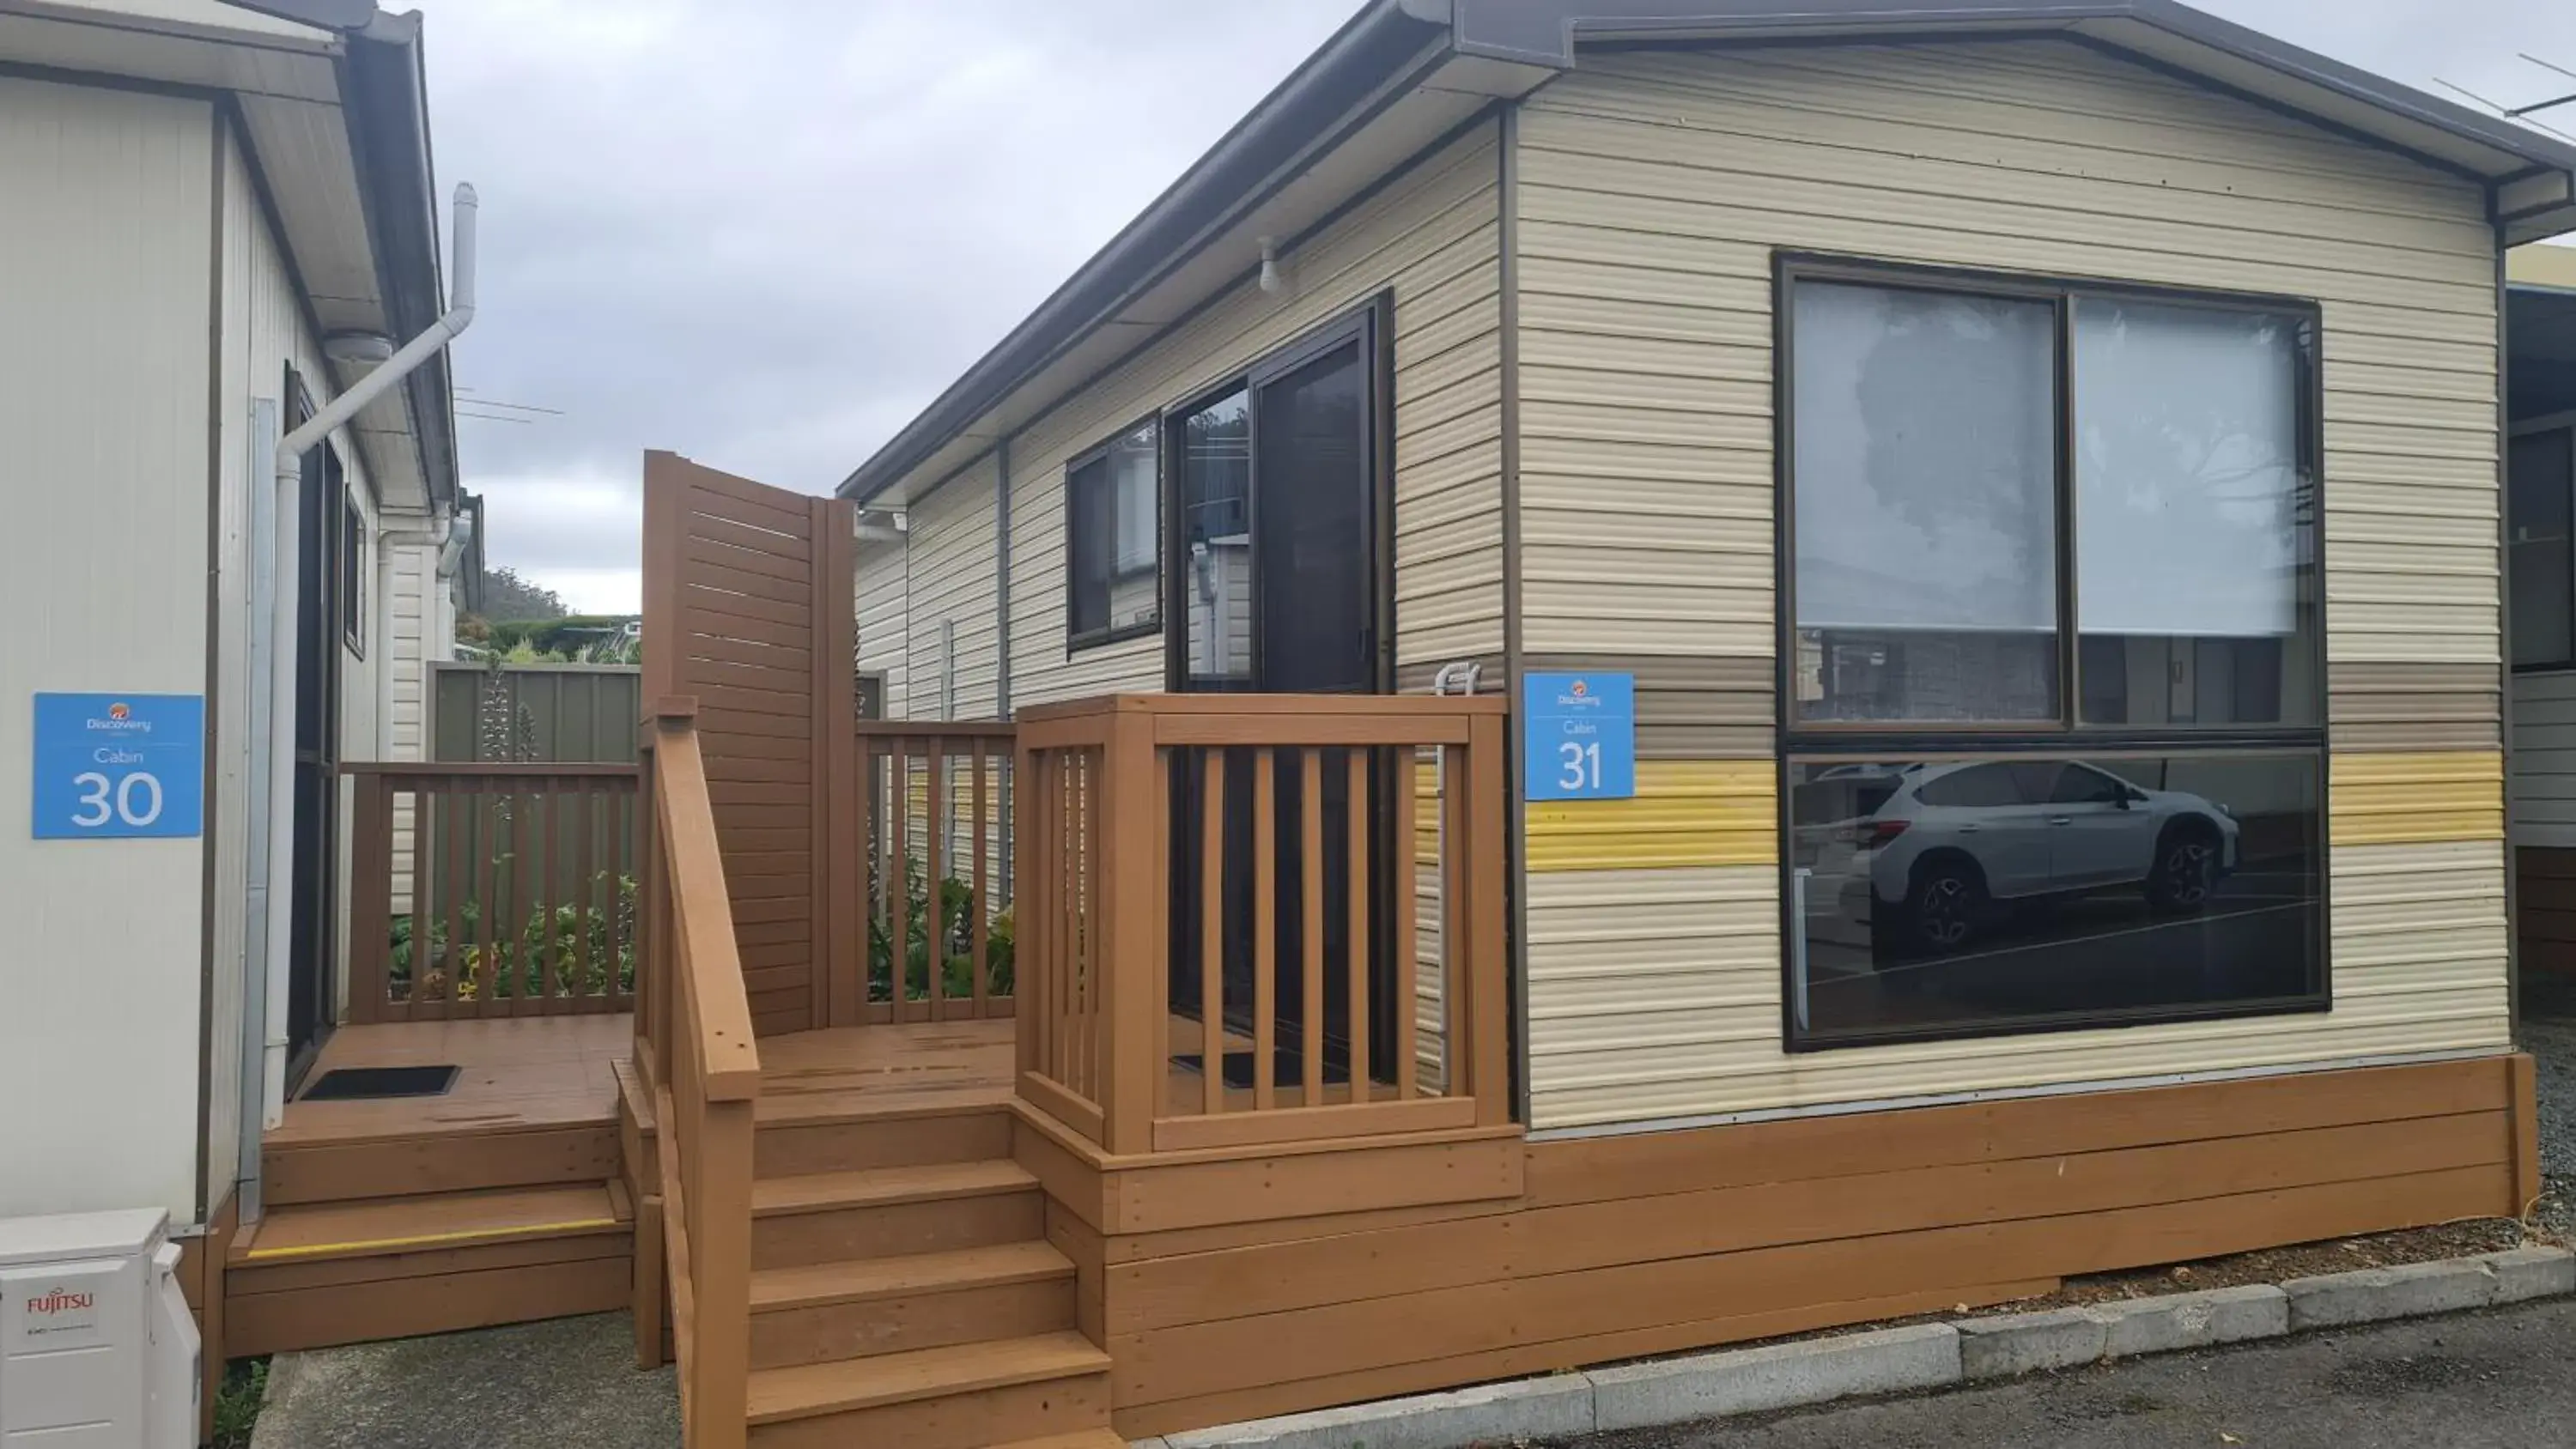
{"left": 71, "top": 771, "right": 165, "bottom": 828}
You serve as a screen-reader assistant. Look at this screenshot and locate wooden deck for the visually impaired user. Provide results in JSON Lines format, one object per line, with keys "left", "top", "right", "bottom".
{"left": 269, "top": 1012, "right": 632, "bottom": 1149}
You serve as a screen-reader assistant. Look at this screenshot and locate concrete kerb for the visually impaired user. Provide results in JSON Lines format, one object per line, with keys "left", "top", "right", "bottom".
{"left": 1142, "top": 1246, "right": 2574, "bottom": 1448}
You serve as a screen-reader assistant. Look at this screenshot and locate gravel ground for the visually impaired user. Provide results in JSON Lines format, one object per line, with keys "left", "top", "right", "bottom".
{"left": 2525, "top": 972, "right": 2576, "bottom": 1241}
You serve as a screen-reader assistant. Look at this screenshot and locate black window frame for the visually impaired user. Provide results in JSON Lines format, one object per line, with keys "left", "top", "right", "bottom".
{"left": 1773, "top": 252, "right": 2333, "bottom": 1052}
{"left": 340, "top": 482, "right": 366, "bottom": 658}
{"left": 1064, "top": 414, "right": 1166, "bottom": 653}
{"left": 1158, "top": 295, "right": 1398, "bottom": 695}
{"left": 2509, "top": 420, "right": 2576, "bottom": 673}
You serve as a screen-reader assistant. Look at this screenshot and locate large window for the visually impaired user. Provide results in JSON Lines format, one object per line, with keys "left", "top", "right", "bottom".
{"left": 1781, "top": 260, "right": 2326, "bottom": 1048}
{"left": 2511, "top": 425, "right": 2576, "bottom": 670}
{"left": 1066, "top": 420, "right": 1162, "bottom": 649}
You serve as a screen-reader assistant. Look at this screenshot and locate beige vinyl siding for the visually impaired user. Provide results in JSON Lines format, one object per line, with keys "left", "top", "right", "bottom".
{"left": 2513, "top": 671, "right": 2576, "bottom": 847}
{"left": 383, "top": 525, "right": 436, "bottom": 913}
{"left": 997, "top": 118, "right": 1506, "bottom": 707}
{"left": 856, "top": 530, "right": 909, "bottom": 719}
{"left": 1512, "top": 40, "right": 2506, "bottom": 1130}
{"left": 1528, "top": 840, "right": 2507, "bottom": 1128}
{"left": 905, "top": 453, "right": 1002, "bottom": 720}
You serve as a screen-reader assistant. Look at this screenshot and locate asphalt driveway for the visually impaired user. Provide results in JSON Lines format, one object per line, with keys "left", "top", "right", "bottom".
{"left": 1551, "top": 1299, "right": 2576, "bottom": 1449}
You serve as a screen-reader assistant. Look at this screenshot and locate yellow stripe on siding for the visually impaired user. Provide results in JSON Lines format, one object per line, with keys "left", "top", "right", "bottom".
{"left": 2330, "top": 750, "right": 2504, "bottom": 847}
{"left": 1526, "top": 760, "right": 1777, "bottom": 870}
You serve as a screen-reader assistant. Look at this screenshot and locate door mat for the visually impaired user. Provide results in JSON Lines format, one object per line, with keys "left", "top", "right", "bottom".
{"left": 300, "top": 1064, "right": 462, "bottom": 1101}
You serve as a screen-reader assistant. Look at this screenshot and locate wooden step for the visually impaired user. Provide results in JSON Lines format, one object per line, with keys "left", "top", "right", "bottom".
{"left": 224, "top": 1183, "right": 630, "bottom": 1356}
{"left": 231, "top": 1183, "right": 626, "bottom": 1268}
{"left": 746, "top": 1331, "right": 1110, "bottom": 1449}
{"left": 751, "top": 1161, "right": 1042, "bottom": 1269}
{"left": 987, "top": 1435, "right": 1130, "bottom": 1449}
{"left": 754, "top": 1097, "right": 1012, "bottom": 1179}
{"left": 749, "top": 1242, "right": 1078, "bottom": 1369}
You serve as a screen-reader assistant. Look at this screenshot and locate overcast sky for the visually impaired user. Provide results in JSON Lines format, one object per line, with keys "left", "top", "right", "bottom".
{"left": 410, "top": 0, "right": 2576, "bottom": 615}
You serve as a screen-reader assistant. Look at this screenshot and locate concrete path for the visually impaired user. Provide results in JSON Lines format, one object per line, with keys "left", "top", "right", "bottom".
{"left": 1555, "top": 1298, "right": 2576, "bottom": 1449}
{"left": 251, "top": 1313, "right": 677, "bottom": 1449}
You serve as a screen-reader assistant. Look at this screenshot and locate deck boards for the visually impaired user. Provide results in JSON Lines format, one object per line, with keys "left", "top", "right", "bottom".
{"left": 269, "top": 1014, "right": 631, "bottom": 1147}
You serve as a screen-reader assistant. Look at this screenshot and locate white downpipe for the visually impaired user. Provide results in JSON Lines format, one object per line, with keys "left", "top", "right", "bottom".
{"left": 258, "top": 183, "right": 478, "bottom": 1127}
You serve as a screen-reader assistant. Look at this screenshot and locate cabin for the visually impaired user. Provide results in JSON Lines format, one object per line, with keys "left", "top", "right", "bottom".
{"left": 112, "top": 3, "right": 2576, "bottom": 1449}
{"left": 0, "top": 0, "right": 477, "bottom": 1366}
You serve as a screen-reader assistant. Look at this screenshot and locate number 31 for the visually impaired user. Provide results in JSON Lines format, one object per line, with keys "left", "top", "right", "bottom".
{"left": 1558, "top": 741, "right": 1601, "bottom": 792}
{"left": 72, "top": 771, "right": 165, "bottom": 828}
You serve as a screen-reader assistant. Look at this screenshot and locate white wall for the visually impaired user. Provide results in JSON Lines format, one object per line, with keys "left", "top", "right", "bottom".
{"left": 0, "top": 77, "right": 215, "bottom": 1222}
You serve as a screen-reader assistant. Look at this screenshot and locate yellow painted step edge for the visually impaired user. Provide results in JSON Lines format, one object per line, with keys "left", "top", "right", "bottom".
{"left": 241, "top": 1216, "right": 621, "bottom": 1262}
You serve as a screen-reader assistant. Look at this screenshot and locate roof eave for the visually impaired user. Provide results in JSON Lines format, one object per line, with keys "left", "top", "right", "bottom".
{"left": 839, "top": 0, "right": 2576, "bottom": 504}
{"left": 837, "top": 0, "right": 1455, "bottom": 502}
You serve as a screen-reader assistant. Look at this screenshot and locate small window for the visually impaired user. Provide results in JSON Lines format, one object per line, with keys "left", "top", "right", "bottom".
{"left": 1066, "top": 421, "right": 1161, "bottom": 648}
{"left": 340, "top": 486, "right": 364, "bottom": 657}
{"left": 2511, "top": 427, "right": 2575, "bottom": 670}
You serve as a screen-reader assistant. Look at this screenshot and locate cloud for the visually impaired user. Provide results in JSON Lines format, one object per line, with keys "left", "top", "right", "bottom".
{"left": 411, "top": 0, "right": 2576, "bottom": 615}
{"left": 417, "top": 0, "right": 1358, "bottom": 612}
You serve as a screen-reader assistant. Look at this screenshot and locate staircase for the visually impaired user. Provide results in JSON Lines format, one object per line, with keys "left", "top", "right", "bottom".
{"left": 733, "top": 1094, "right": 1116, "bottom": 1449}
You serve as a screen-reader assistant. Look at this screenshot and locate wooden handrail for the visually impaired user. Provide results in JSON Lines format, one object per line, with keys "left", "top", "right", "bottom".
{"left": 1013, "top": 694, "right": 1512, "bottom": 1158}
{"left": 640, "top": 699, "right": 758, "bottom": 1449}
{"left": 656, "top": 712, "right": 761, "bottom": 1100}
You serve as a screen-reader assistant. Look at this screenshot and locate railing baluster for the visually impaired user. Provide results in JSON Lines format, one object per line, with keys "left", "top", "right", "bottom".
{"left": 407, "top": 781, "right": 434, "bottom": 1015}
{"left": 346, "top": 773, "right": 393, "bottom": 1024}
{"left": 1393, "top": 746, "right": 1419, "bottom": 1100}
{"left": 1085, "top": 745, "right": 1106, "bottom": 1102}
{"left": 1200, "top": 747, "right": 1224, "bottom": 1116}
{"left": 927, "top": 736, "right": 947, "bottom": 1021}
{"left": 1301, "top": 748, "right": 1324, "bottom": 1108}
{"left": 1346, "top": 748, "right": 1370, "bottom": 1102}
{"left": 1252, "top": 749, "right": 1277, "bottom": 1113}
{"left": 574, "top": 779, "right": 597, "bottom": 1004}
{"left": 971, "top": 742, "right": 989, "bottom": 1015}
{"left": 890, "top": 738, "right": 910, "bottom": 1024}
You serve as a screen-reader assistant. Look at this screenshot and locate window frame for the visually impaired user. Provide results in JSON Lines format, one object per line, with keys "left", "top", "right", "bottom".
{"left": 1772, "top": 252, "right": 2333, "bottom": 1052}
{"left": 2509, "top": 416, "right": 2576, "bottom": 674}
{"left": 1157, "top": 295, "right": 1397, "bottom": 695}
{"left": 340, "top": 483, "right": 366, "bottom": 658}
{"left": 1063, "top": 412, "right": 1166, "bottom": 654}
{"left": 1775, "top": 252, "right": 2326, "bottom": 747}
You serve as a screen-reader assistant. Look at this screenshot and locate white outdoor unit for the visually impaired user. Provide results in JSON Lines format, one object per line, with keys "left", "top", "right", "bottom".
{"left": 0, "top": 1210, "right": 197, "bottom": 1448}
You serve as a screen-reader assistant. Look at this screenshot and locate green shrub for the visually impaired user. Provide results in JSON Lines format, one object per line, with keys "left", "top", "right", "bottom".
{"left": 388, "top": 872, "right": 638, "bottom": 1002}
{"left": 867, "top": 852, "right": 1015, "bottom": 1003}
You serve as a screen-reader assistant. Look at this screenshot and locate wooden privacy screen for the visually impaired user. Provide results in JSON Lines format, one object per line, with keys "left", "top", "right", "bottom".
{"left": 641, "top": 451, "right": 858, "bottom": 1035}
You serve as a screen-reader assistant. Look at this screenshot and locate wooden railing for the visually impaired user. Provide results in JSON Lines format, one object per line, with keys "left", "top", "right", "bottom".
{"left": 637, "top": 701, "right": 758, "bottom": 1449}
{"left": 1013, "top": 695, "right": 1510, "bottom": 1155}
{"left": 856, "top": 720, "right": 1018, "bottom": 1022}
{"left": 344, "top": 761, "right": 641, "bottom": 1022}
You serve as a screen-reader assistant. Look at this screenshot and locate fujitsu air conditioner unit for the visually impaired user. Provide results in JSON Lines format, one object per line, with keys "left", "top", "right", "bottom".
{"left": 0, "top": 1209, "right": 199, "bottom": 1448}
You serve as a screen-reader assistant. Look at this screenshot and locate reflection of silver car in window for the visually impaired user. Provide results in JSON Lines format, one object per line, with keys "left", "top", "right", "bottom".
{"left": 1813, "top": 761, "right": 2241, "bottom": 956}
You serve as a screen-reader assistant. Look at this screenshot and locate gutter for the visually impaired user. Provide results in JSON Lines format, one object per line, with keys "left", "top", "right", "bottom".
{"left": 837, "top": 0, "right": 1453, "bottom": 503}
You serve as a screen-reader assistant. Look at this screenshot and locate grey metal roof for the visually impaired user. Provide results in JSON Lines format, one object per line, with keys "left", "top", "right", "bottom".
{"left": 840, "top": 0, "right": 2576, "bottom": 504}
